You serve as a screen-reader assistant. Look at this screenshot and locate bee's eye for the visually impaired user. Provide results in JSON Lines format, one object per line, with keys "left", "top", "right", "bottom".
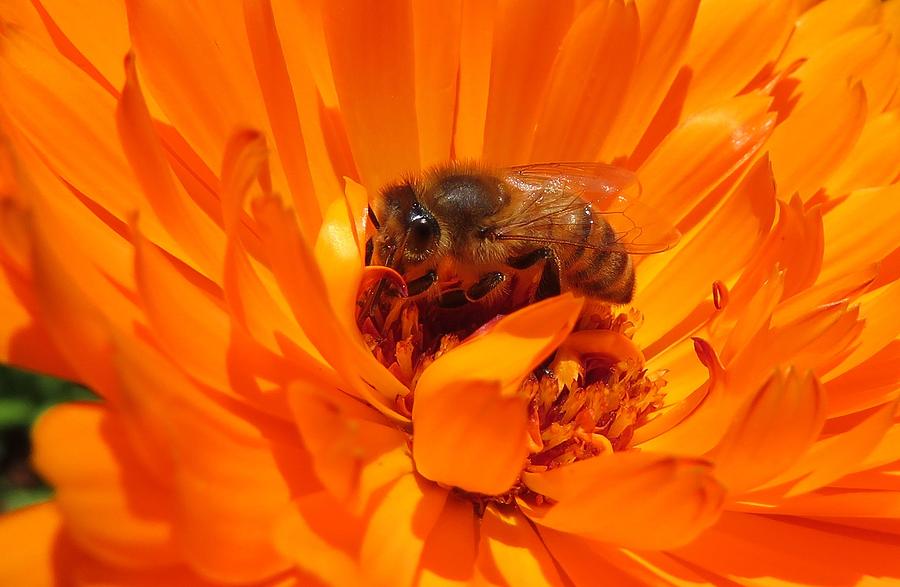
{"left": 407, "top": 213, "right": 438, "bottom": 253}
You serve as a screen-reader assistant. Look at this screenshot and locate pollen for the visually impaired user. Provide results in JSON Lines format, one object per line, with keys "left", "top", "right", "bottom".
{"left": 359, "top": 291, "right": 667, "bottom": 508}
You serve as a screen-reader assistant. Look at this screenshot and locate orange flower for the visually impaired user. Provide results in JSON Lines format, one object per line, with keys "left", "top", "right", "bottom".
{"left": 2, "top": 0, "right": 900, "bottom": 585}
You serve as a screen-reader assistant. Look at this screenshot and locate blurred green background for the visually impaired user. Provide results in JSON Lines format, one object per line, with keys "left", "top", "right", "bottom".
{"left": 0, "top": 365, "right": 95, "bottom": 512}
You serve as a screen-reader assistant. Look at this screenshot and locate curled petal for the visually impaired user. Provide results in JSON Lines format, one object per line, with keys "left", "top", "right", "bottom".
{"left": 413, "top": 295, "right": 583, "bottom": 494}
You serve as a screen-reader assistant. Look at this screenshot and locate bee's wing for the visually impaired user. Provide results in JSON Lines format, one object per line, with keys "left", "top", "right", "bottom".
{"left": 505, "top": 161, "right": 641, "bottom": 197}
{"left": 502, "top": 162, "right": 680, "bottom": 254}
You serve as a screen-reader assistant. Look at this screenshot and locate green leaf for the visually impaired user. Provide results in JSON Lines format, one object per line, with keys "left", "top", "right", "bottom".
{"left": 2, "top": 486, "right": 53, "bottom": 511}
{"left": 0, "top": 364, "right": 98, "bottom": 512}
{"left": 0, "top": 397, "right": 36, "bottom": 429}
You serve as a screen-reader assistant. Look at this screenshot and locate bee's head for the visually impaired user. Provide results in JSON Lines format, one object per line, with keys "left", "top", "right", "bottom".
{"left": 372, "top": 181, "right": 442, "bottom": 270}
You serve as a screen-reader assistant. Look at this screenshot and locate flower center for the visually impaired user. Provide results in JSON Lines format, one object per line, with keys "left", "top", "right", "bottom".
{"left": 357, "top": 287, "right": 666, "bottom": 508}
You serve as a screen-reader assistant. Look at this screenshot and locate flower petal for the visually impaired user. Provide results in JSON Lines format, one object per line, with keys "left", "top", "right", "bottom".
{"left": 117, "top": 53, "right": 225, "bottom": 279}
{"left": 476, "top": 506, "right": 566, "bottom": 587}
{"left": 826, "top": 110, "right": 900, "bottom": 195}
{"left": 413, "top": 2, "right": 462, "bottom": 168}
{"left": 0, "top": 502, "right": 61, "bottom": 587}
{"left": 637, "top": 338, "right": 733, "bottom": 453}
{"left": 321, "top": 0, "right": 419, "bottom": 189}
{"left": 774, "top": 263, "right": 877, "bottom": 327}
{"left": 418, "top": 294, "right": 583, "bottom": 392}
{"left": 0, "top": 259, "right": 73, "bottom": 379}
{"left": 793, "top": 27, "right": 898, "bottom": 115}
{"left": 729, "top": 196, "right": 824, "bottom": 303}
{"left": 635, "top": 155, "right": 776, "bottom": 350}
{"left": 0, "top": 20, "right": 136, "bottom": 218}
{"left": 0, "top": 18, "right": 188, "bottom": 262}
{"left": 637, "top": 94, "right": 775, "bottom": 224}
{"left": 32, "top": 403, "right": 178, "bottom": 568}
{"left": 725, "top": 302, "right": 861, "bottom": 399}
{"left": 826, "top": 278, "right": 900, "bottom": 376}
{"left": 287, "top": 383, "right": 411, "bottom": 508}
{"left": 530, "top": 0, "right": 639, "bottom": 162}
{"left": 123, "top": 0, "right": 277, "bottom": 181}
{"left": 274, "top": 492, "right": 365, "bottom": 586}
{"left": 672, "top": 512, "right": 900, "bottom": 585}
{"left": 132, "top": 232, "right": 231, "bottom": 390}
{"left": 413, "top": 295, "right": 583, "bottom": 494}
{"left": 252, "top": 193, "right": 408, "bottom": 421}
{"left": 716, "top": 267, "right": 785, "bottom": 365}
{"left": 481, "top": 1, "right": 578, "bottom": 165}
{"left": 599, "top": 0, "right": 700, "bottom": 160}
{"left": 314, "top": 195, "right": 364, "bottom": 324}
{"left": 522, "top": 451, "right": 725, "bottom": 549}
{"left": 416, "top": 496, "right": 478, "bottom": 587}
{"left": 539, "top": 528, "right": 714, "bottom": 586}
{"left": 737, "top": 488, "right": 900, "bottom": 519}
{"left": 453, "top": 0, "right": 496, "bottom": 159}
{"left": 243, "top": 0, "right": 321, "bottom": 237}
{"left": 221, "top": 149, "right": 315, "bottom": 356}
{"left": 359, "top": 473, "right": 448, "bottom": 587}
{"left": 767, "top": 81, "right": 867, "bottom": 200}
{"left": 36, "top": 0, "right": 131, "bottom": 92}
{"left": 682, "top": 0, "right": 794, "bottom": 113}
{"left": 820, "top": 184, "right": 900, "bottom": 282}
{"left": 22, "top": 165, "right": 143, "bottom": 399}
{"left": 780, "top": 0, "right": 882, "bottom": 66}
{"left": 261, "top": 0, "right": 354, "bottom": 215}
{"left": 114, "top": 337, "right": 314, "bottom": 584}
{"left": 413, "top": 379, "right": 530, "bottom": 495}
{"left": 763, "top": 400, "right": 897, "bottom": 497}
{"left": 710, "top": 368, "right": 826, "bottom": 494}
{"left": 825, "top": 341, "right": 900, "bottom": 417}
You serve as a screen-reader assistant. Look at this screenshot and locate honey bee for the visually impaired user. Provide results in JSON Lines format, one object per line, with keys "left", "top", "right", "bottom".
{"left": 365, "top": 162, "right": 679, "bottom": 311}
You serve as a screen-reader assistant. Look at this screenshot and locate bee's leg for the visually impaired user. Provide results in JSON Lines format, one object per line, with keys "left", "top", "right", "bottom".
{"left": 406, "top": 270, "right": 438, "bottom": 297}
{"left": 507, "top": 248, "right": 561, "bottom": 301}
{"left": 365, "top": 237, "right": 374, "bottom": 265}
{"left": 438, "top": 289, "right": 468, "bottom": 308}
{"left": 368, "top": 207, "right": 381, "bottom": 229}
{"left": 466, "top": 272, "right": 507, "bottom": 302}
{"left": 535, "top": 256, "right": 562, "bottom": 300}
{"left": 508, "top": 248, "right": 552, "bottom": 270}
